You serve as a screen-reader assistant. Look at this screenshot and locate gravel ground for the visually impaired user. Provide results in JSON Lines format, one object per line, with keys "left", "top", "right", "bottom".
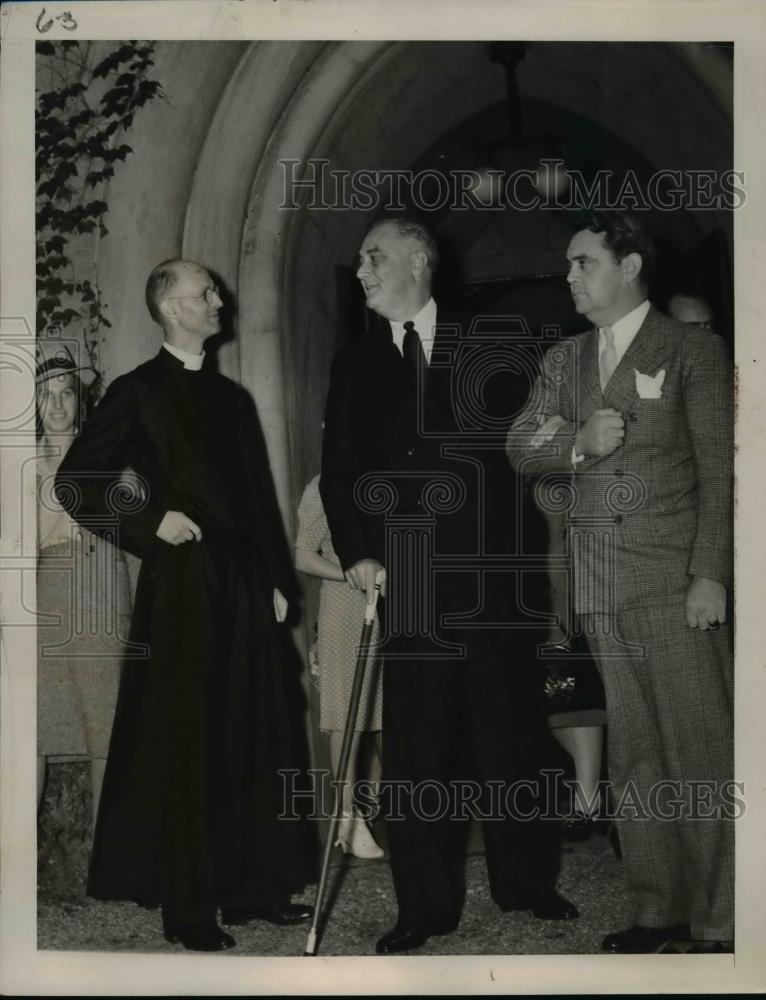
{"left": 38, "top": 762, "right": 631, "bottom": 957}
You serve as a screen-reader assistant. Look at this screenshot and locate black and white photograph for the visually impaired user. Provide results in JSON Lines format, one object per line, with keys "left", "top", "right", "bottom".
{"left": 0, "top": 0, "right": 764, "bottom": 994}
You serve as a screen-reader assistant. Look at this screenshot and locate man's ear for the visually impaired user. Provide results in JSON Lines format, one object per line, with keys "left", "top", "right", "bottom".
{"left": 622, "top": 252, "right": 643, "bottom": 285}
{"left": 158, "top": 298, "right": 177, "bottom": 320}
{"left": 411, "top": 250, "right": 428, "bottom": 279}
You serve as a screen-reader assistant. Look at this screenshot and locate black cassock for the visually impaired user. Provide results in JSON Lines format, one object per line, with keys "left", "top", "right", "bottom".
{"left": 57, "top": 348, "right": 316, "bottom": 912}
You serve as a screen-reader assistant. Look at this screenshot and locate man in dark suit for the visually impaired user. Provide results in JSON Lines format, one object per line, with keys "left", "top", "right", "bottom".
{"left": 56, "top": 259, "right": 316, "bottom": 951}
{"left": 507, "top": 212, "right": 734, "bottom": 953}
{"left": 321, "top": 218, "right": 575, "bottom": 955}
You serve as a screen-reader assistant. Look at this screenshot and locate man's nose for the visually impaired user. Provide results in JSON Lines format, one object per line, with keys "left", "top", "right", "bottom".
{"left": 565, "top": 264, "right": 576, "bottom": 284}
{"left": 356, "top": 259, "right": 368, "bottom": 280}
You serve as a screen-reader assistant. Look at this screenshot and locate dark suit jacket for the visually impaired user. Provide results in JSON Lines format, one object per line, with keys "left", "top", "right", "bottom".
{"left": 320, "top": 308, "right": 518, "bottom": 603}
{"left": 506, "top": 305, "right": 733, "bottom": 614}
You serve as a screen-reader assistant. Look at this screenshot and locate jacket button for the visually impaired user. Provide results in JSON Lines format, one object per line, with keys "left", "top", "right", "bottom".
{"left": 614, "top": 514, "right": 623, "bottom": 524}
{"left": 615, "top": 468, "right": 624, "bottom": 476}
{"left": 628, "top": 412, "right": 638, "bottom": 422}
{"left": 407, "top": 447, "right": 416, "bottom": 456}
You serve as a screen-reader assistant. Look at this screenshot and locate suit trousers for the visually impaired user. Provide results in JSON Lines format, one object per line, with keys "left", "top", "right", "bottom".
{"left": 582, "top": 597, "right": 734, "bottom": 940}
{"left": 378, "top": 586, "right": 560, "bottom": 929}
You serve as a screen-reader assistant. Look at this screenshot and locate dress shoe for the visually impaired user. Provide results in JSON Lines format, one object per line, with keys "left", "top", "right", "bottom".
{"left": 220, "top": 902, "right": 312, "bottom": 926}
{"left": 375, "top": 919, "right": 456, "bottom": 955}
{"left": 563, "top": 813, "right": 605, "bottom": 843}
{"left": 163, "top": 924, "right": 236, "bottom": 952}
{"left": 601, "top": 924, "right": 690, "bottom": 953}
{"left": 499, "top": 887, "right": 579, "bottom": 920}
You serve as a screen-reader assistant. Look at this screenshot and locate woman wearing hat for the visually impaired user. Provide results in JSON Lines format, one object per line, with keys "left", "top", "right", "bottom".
{"left": 36, "top": 342, "right": 132, "bottom": 831}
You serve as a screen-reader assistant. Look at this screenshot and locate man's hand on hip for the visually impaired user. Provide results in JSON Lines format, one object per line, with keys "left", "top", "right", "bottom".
{"left": 345, "top": 559, "right": 386, "bottom": 603}
{"left": 156, "top": 510, "right": 202, "bottom": 545}
{"left": 575, "top": 409, "right": 625, "bottom": 458}
{"left": 686, "top": 575, "right": 727, "bottom": 630}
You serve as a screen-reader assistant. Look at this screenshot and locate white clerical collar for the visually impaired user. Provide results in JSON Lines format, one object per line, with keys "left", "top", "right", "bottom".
{"left": 389, "top": 297, "right": 438, "bottom": 365}
{"left": 163, "top": 341, "right": 205, "bottom": 371}
{"left": 599, "top": 299, "right": 650, "bottom": 365}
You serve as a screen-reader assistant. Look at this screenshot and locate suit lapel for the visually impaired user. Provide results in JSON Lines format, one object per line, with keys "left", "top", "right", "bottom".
{"left": 602, "top": 306, "right": 677, "bottom": 412}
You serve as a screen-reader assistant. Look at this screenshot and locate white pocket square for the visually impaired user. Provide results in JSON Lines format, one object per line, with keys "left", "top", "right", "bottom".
{"left": 634, "top": 368, "right": 666, "bottom": 399}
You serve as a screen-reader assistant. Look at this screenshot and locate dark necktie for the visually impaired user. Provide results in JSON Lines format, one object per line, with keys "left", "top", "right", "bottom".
{"left": 403, "top": 321, "right": 426, "bottom": 372}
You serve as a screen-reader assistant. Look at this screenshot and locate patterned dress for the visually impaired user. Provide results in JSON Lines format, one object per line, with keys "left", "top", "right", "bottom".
{"left": 296, "top": 476, "right": 382, "bottom": 732}
{"left": 37, "top": 455, "right": 131, "bottom": 759}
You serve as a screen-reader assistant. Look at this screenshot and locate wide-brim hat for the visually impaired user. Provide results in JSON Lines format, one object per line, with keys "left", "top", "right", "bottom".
{"left": 35, "top": 341, "right": 98, "bottom": 387}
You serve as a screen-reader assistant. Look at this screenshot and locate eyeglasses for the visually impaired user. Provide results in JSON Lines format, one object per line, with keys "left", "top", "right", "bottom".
{"left": 164, "top": 285, "right": 220, "bottom": 305}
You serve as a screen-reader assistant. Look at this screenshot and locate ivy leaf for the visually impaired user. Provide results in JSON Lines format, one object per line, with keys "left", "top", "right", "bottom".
{"left": 83, "top": 199, "right": 109, "bottom": 218}
{"left": 54, "top": 142, "right": 78, "bottom": 159}
{"left": 92, "top": 51, "right": 121, "bottom": 79}
{"left": 50, "top": 308, "right": 82, "bottom": 326}
{"left": 38, "top": 297, "right": 62, "bottom": 315}
{"left": 69, "top": 109, "right": 94, "bottom": 130}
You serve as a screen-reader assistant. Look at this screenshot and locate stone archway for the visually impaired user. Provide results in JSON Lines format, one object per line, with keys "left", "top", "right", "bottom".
{"left": 182, "top": 40, "right": 732, "bottom": 530}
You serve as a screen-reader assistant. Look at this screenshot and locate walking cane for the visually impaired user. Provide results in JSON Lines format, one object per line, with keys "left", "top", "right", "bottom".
{"left": 304, "top": 569, "right": 385, "bottom": 956}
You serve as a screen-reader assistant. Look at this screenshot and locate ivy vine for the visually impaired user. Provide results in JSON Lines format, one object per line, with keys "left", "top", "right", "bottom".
{"left": 36, "top": 40, "right": 163, "bottom": 376}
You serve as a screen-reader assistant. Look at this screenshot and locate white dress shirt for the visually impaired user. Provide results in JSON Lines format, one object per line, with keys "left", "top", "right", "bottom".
{"left": 572, "top": 298, "right": 650, "bottom": 464}
{"left": 598, "top": 298, "right": 650, "bottom": 368}
{"left": 389, "top": 297, "right": 438, "bottom": 365}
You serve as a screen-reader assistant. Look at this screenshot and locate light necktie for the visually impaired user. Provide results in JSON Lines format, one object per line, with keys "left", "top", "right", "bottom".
{"left": 599, "top": 326, "right": 617, "bottom": 391}
{"left": 403, "top": 321, "right": 426, "bottom": 373}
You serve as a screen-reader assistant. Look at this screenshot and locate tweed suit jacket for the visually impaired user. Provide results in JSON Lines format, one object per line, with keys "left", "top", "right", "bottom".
{"left": 506, "top": 305, "right": 733, "bottom": 614}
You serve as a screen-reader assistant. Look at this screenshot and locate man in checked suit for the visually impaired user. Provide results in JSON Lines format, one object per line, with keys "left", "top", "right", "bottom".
{"left": 507, "top": 212, "right": 734, "bottom": 954}
{"left": 321, "top": 217, "right": 575, "bottom": 955}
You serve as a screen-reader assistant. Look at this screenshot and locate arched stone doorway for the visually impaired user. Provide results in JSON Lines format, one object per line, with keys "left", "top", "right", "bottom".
{"left": 183, "top": 39, "right": 732, "bottom": 532}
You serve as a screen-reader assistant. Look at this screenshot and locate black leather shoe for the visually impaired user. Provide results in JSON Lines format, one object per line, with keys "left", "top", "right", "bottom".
{"left": 499, "top": 888, "right": 579, "bottom": 920}
{"left": 563, "top": 813, "right": 603, "bottom": 843}
{"left": 375, "top": 916, "right": 457, "bottom": 955}
{"left": 376, "top": 925, "right": 429, "bottom": 955}
{"left": 221, "top": 902, "right": 312, "bottom": 926}
{"left": 602, "top": 924, "right": 690, "bottom": 953}
{"left": 163, "top": 924, "right": 236, "bottom": 951}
